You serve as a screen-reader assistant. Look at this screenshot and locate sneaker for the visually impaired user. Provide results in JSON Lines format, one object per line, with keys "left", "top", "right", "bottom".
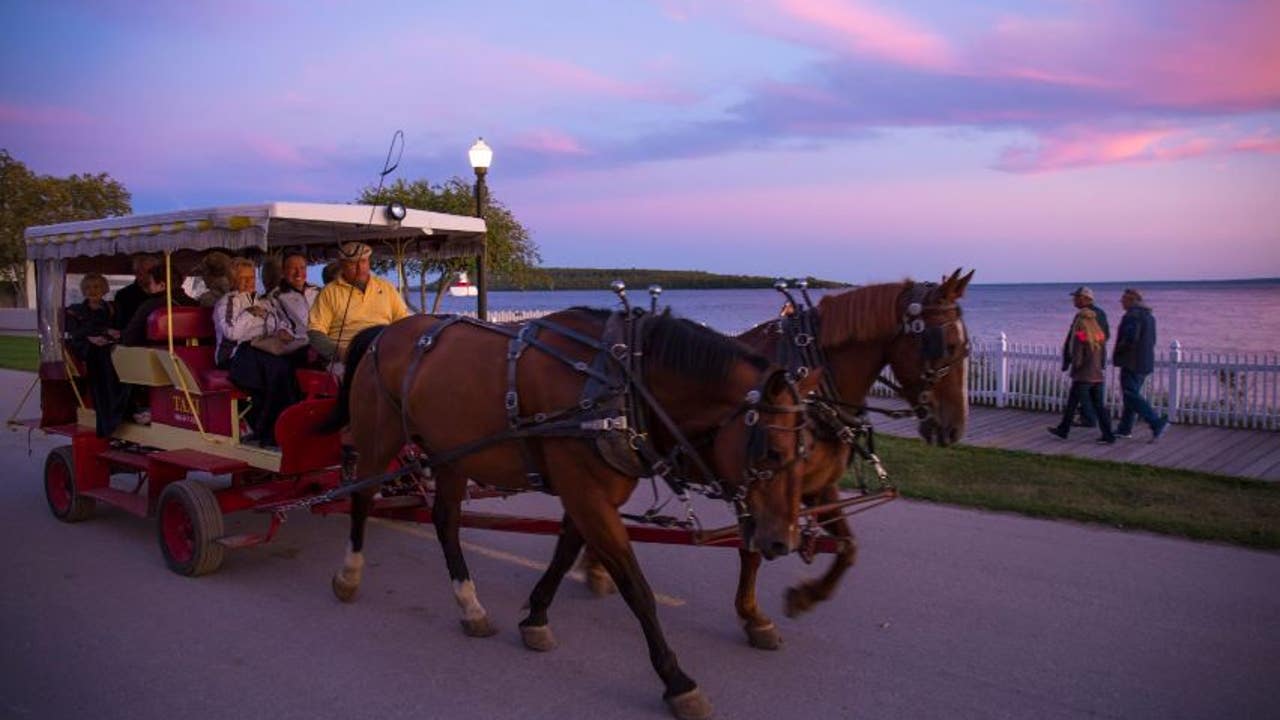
{"left": 1095, "top": 437, "right": 1116, "bottom": 445}
{"left": 1047, "top": 427, "right": 1069, "bottom": 440}
{"left": 132, "top": 410, "right": 152, "bottom": 425}
{"left": 1114, "top": 431, "right": 1133, "bottom": 439}
{"left": 1151, "top": 417, "right": 1169, "bottom": 442}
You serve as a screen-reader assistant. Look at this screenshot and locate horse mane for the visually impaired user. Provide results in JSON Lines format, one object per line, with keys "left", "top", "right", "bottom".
{"left": 645, "top": 310, "right": 769, "bottom": 382}
{"left": 561, "top": 306, "right": 767, "bottom": 382}
{"left": 817, "top": 281, "right": 910, "bottom": 348}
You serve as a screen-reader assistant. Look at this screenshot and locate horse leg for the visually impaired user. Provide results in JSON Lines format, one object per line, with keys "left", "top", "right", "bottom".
{"left": 734, "top": 548, "right": 781, "bottom": 650}
{"left": 576, "top": 546, "right": 617, "bottom": 596}
{"left": 432, "top": 471, "right": 498, "bottom": 638}
{"left": 785, "top": 483, "right": 859, "bottom": 618}
{"left": 331, "top": 428, "right": 401, "bottom": 603}
{"left": 332, "top": 488, "right": 371, "bottom": 603}
{"left": 518, "top": 513, "right": 585, "bottom": 652}
{"left": 565, "top": 498, "right": 712, "bottom": 720}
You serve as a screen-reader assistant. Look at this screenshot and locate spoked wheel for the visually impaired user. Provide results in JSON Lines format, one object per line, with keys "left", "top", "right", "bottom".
{"left": 157, "top": 479, "right": 225, "bottom": 577}
{"left": 44, "top": 445, "right": 95, "bottom": 522}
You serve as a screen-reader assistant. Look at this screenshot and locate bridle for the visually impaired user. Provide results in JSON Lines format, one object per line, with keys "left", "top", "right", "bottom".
{"left": 874, "top": 282, "right": 970, "bottom": 421}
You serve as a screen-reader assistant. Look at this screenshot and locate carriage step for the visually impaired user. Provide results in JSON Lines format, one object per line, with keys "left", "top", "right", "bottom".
{"left": 81, "top": 487, "right": 149, "bottom": 517}
{"left": 149, "top": 449, "right": 251, "bottom": 475}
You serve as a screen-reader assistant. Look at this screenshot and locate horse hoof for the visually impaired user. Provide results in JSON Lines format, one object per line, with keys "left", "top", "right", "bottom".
{"left": 331, "top": 574, "right": 358, "bottom": 603}
{"left": 784, "top": 586, "right": 813, "bottom": 618}
{"left": 586, "top": 568, "right": 617, "bottom": 596}
{"left": 520, "top": 624, "right": 557, "bottom": 652}
{"left": 665, "top": 688, "right": 713, "bottom": 720}
{"left": 460, "top": 616, "right": 499, "bottom": 638}
{"left": 746, "top": 622, "right": 782, "bottom": 650}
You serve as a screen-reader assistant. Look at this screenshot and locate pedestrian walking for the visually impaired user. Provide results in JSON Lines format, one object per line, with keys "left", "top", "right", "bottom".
{"left": 1049, "top": 307, "right": 1116, "bottom": 444}
{"left": 1112, "top": 288, "right": 1169, "bottom": 441}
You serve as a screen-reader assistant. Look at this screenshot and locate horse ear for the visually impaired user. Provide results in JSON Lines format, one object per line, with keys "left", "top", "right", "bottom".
{"left": 953, "top": 269, "right": 975, "bottom": 299}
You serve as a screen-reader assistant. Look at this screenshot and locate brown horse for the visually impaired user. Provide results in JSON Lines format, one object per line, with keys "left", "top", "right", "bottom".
{"left": 578, "top": 270, "right": 974, "bottom": 649}
{"left": 325, "top": 307, "right": 820, "bottom": 720}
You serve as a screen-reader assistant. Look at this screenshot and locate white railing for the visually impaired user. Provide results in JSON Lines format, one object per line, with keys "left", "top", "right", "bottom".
{"left": 873, "top": 333, "right": 1280, "bottom": 431}
{"left": 454, "top": 308, "right": 552, "bottom": 324}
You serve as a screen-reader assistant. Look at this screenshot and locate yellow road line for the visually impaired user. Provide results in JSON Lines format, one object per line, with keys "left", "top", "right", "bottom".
{"left": 371, "top": 517, "right": 686, "bottom": 608}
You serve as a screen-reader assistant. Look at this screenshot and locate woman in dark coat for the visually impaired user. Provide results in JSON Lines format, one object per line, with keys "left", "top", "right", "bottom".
{"left": 65, "top": 273, "right": 129, "bottom": 436}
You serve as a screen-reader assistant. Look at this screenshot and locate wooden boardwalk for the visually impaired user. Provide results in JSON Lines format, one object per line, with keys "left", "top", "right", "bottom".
{"left": 873, "top": 403, "right": 1280, "bottom": 481}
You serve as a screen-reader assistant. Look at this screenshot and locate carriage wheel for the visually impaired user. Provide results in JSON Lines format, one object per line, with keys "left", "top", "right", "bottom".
{"left": 157, "top": 479, "right": 225, "bottom": 577}
{"left": 44, "top": 445, "right": 95, "bottom": 522}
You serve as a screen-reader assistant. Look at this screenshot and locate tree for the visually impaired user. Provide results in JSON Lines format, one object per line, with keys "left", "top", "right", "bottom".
{"left": 0, "top": 149, "right": 132, "bottom": 302}
{"left": 357, "top": 177, "right": 541, "bottom": 312}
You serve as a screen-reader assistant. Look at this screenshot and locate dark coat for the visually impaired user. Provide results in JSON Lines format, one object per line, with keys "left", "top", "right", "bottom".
{"left": 1113, "top": 304, "right": 1156, "bottom": 374}
{"left": 111, "top": 281, "right": 149, "bottom": 331}
{"left": 65, "top": 300, "right": 115, "bottom": 360}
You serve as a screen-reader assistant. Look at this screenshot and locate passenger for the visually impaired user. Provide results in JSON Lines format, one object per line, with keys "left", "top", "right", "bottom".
{"left": 65, "top": 273, "right": 117, "bottom": 361}
{"left": 197, "top": 250, "right": 233, "bottom": 308}
{"left": 120, "top": 263, "right": 197, "bottom": 346}
{"left": 307, "top": 242, "right": 410, "bottom": 363}
{"left": 112, "top": 254, "right": 161, "bottom": 331}
{"left": 216, "top": 258, "right": 300, "bottom": 447}
{"left": 67, "top": 273, "right": 129, "bottom": 437}
{"left": 264, "top": 252, "right": 319, "bottom": 364}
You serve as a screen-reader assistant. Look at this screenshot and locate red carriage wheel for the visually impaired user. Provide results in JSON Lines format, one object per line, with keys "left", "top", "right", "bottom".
{"left": 157, "top": 479, "right": 225, "bottom": 577}
{"left": 44, "top": 445, "right": 95, "bottom": 522}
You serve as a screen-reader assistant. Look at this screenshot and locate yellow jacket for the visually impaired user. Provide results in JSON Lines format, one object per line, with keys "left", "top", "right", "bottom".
{"left": 308, "top": 275, "right": 410, "bottom": 357}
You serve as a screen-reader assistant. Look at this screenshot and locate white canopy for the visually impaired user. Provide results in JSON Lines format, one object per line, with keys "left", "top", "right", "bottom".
{"left": 24, "top": 201, "right": 487, "bottom": 261}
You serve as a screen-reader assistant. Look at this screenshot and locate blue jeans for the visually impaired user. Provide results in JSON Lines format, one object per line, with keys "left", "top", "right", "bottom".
{"left": 1117, "top": 368, "right": 1160, "bottom": 434}
{"left": 1056, "top": 381, "right": 1114, "bottom": 440}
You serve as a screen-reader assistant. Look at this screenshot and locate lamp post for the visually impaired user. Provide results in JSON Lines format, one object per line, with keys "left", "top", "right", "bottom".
{"left": 468, "top": 137, "right": 493, "bottom": 321}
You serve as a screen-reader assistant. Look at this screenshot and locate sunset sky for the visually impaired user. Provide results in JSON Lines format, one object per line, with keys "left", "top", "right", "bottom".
{"left": 3, "top": 0, "right": 1278, "bottom": 283}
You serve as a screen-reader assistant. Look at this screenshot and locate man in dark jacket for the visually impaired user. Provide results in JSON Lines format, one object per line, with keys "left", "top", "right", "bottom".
{"left": 1112, "top": 288, "right": 1168, "bottom": 440}
{"left": 112, "top": 254, "right": 161, "bottom": 331}
{"left": 1063, "top": 286, "right": 1109, "bottom": 427}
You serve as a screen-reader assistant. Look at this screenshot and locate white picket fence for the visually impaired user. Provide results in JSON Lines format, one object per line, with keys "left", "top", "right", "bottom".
{"left": 455, "top": 308, "right": 552, "bottom": 324}
{"left": 873, "top": 333, "right": 1280, "bottom": 431}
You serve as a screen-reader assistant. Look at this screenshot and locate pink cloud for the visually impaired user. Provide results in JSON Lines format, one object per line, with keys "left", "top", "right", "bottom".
{"left": 509, "top": 129, "right": 590, "bottom": 156}
{"left": 971, "top": 2, "right": 1280, "bottom": 111}
{"left": 771, "top": 0, "right": 955, "bottom": 70}
{"left": 995, "top": 125, "right": 1280, "bottom": 173}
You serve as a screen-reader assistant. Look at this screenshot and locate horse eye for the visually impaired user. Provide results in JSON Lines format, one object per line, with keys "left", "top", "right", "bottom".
{"left": 765, "top": 448, "right": 783, "bottom": 463}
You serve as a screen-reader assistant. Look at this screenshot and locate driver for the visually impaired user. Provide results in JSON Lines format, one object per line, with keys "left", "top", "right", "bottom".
{"left": 307, "top": 242, "right": 410, "bottom": 362}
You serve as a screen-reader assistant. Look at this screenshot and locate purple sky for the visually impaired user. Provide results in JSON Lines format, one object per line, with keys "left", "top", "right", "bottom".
{"left": 3, "top": 0, "right": 1278, "bottom": 283}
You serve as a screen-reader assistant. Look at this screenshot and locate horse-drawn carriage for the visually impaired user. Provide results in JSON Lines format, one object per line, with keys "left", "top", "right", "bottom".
{"left": 17, "top": 200, "right": 973, "bottom": 719}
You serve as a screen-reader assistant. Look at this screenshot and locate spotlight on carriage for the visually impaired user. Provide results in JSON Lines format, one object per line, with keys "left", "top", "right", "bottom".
{"left": 385, "top": 201, "right": 407, "bottom": 221}
{"left": 610, "top": 279, "right": 627, "bottom": 295}
{"left": 648, "top": 284, "right": 663, "bottom": 313}
{"left": 773, "top": 278, "right": 788, "bottom": 291}
{"left": 795, "top": 278, "right": 809, "bottom": 290}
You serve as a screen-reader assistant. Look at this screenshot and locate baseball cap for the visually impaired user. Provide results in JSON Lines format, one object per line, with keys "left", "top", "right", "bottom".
{"left": 1070, "top": 286, "right": 1094, "bottom": 300}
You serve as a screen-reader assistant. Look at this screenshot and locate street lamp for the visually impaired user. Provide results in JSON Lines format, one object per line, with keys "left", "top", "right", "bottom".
{"left": 469, "top": 138, "right": 492, "bottom": 321}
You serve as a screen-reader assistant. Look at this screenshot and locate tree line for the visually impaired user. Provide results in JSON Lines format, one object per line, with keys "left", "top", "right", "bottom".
{"left": 489, "top": 267, "right": 851, "bottom": 291}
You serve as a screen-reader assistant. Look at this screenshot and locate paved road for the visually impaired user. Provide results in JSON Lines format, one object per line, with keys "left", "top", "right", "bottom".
{"left": 2, "top": 370, "right": 1278, "bottom": 719}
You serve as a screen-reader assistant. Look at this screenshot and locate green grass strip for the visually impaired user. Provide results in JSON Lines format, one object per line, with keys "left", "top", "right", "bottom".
{"left": 846, "top": 434, "right": 1280, "bottom": 550}
{"left": 0, "top": 335, "right": 38, "bottom": 372}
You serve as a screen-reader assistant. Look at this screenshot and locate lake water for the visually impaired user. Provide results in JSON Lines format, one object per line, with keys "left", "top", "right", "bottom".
{"left": 428, "top": 279, "right": 1280, "bottom": 356}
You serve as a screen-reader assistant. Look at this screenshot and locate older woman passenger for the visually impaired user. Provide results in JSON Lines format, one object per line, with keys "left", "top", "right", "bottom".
{"left": 215, "top": 257, "right": 300, "bottom": 448}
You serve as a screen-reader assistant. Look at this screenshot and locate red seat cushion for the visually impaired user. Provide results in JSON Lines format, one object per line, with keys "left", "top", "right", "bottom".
{"left": 296, "top": 369, "right": 339, "bottom": 398}
{"left": 147, "top": 306, "right": 214, "bottom": 343}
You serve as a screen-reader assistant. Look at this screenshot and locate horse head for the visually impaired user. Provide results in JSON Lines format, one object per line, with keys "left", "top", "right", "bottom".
{"left": 815, "top": 268, "right": 974, "bottom": 447}
{"left": 883, "top": 268, "right": 974, "bottom": 446}
{"left": 643, "top": 315, "right": 820, "bottom": 560}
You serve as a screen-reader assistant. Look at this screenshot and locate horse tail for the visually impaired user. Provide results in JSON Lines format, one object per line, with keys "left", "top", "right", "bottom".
{"left": 320, "top": 325, "right": 388, "bottom": 434}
